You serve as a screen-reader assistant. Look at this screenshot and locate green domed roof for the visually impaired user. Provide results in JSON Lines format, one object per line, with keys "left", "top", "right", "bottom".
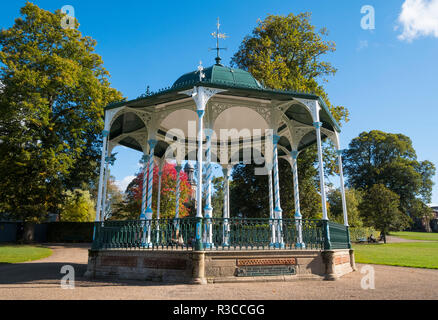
{"left": 173, "top": 65, "right": 263, "bottom": 89}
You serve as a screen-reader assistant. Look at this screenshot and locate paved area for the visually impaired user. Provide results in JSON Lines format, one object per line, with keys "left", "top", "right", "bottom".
{"left": 0, "top": 243, "right": 437, "bottom": 300}
{"left": 385, "top": 235, "right": 432, "bottom": 243}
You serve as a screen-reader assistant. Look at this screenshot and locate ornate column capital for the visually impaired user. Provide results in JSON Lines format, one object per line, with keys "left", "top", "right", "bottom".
{"left": 312, "top": 122, "right": 323, "bottom": 129}
{"left": 196, "top": 110, "right": 205, "bottom": 118}
{"left": 148, "top": 139, "right": 157, "bottom": 149}
{"left": 181, "top": 86, "right": 226, "bottom": 111}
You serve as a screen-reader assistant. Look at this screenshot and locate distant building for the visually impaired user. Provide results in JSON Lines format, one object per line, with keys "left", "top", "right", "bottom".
{"left": 429, "top": 205, "right": 438, "bottom": 218}
{"left": 184, "top": 162, "right": 196, "bottom": 201}
{"left": 429, "top": 204, "right": 438, "bottom": 232}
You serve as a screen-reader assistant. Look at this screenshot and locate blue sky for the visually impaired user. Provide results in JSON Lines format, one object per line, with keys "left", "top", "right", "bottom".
{"left": 1, "top": 0, "right": 438, "bottom": 204}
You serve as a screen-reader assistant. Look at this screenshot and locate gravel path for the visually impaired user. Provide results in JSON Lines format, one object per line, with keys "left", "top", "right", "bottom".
{"left": 0, "top": 244, "right": 437, "bottom": 300}
{"left": 385, "top": 235, "right": 432, "bottom": 243}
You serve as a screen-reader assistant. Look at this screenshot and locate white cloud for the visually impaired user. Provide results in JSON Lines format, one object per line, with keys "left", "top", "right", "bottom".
{"left": 115, "top": 175, "right": 136, "bottom": 192}
{"left": 397, "top": 0, "right": 438, "bottom": 42}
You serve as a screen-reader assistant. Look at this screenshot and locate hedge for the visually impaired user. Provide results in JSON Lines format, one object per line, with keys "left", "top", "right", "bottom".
{"left": 349, "top": 227, "right": 380, "bottom": 242}
{"left": 46, "top": 222, "right": 94, "bottom": 243}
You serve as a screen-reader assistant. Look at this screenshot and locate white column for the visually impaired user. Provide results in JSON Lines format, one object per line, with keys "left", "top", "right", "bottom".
{"left": 182, "top": 86, "right": 226, "bottom": 250}
{"left": 268, "top": 169, "right": 276, "bottom": 245}
{"left": 144, "top": 139, "right": 157, "bottom": 247}
{"left": 291, "top": 151, "right": 305, "bottom": 248}
{"left": 101, "top": 159, "right": 110, "bottom": 221}
{"left": 156, "top": 160, "right": 164, "bottom": 243}
{"left": 140, "top": 154, "right": 148, "bottom": 220}
{"left": 203, "top": 130, "right": 214, "bottom": 248}
{"left": 222, "top": 166, "right": 231, "bottom": 246}
{"left": 156, "top": 160, "right": 164, "bottom": 220}
{"left": 313, "top": 121, "right": 328, "bottom": 220}
{"left": 226, "top": 166, "right": 231, "bottom": 219}
{"left": 272, "top": 134, "right": 284, "bottom": 248}
{"left": 193, "top": 109, "right": 205, "bottom": 250}
{"left": 140, "top": 154, "right": 148, "bottom": 245}
{"left": 170, "top": 164, "right": 182, "bottom": 245}
{"left": 337, "top": 149, "right": 349, "bottom": 226}
{"left": 95, "top": 130, "right": 109, "bottom": 222}
{"left": 196, "top": 111, "right": 204, "bottom": 219}
{"left": 174, "top": 165, "right": 182, "bottom": 220}
{"left": 145, "top": 140, "right": 157, "bottom": 218}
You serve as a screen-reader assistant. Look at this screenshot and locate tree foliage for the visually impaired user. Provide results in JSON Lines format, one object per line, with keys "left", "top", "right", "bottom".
{"left": 343, "top": 130, "right": 435, "bottom": 221}
{"left": 111, "top": 163, "right": 191, "bottom": 220}
{"left": 231, "top": 12, "right": 348, "bottom": 122}
{"left": 211, "top": 176, "right": 225, "bottom": 218}
{"left": 229, "top": 13, "right": 349, "bottom": 219}
{"left": 0, "top": 3, "right": 123, "bottom": 221}
{"left": 327, "top": 188, "right": 363, "bottom": 227}
{"left": 358, "top": 184, "right": 410, "bottom": 241}
{"left": 230, "top": 159, "right": 322, "bottom": 219}
{"left": 60, "top": 189, "right": 95, "bottom": 222}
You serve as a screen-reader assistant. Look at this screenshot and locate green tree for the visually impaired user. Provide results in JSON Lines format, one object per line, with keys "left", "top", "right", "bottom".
{"left": 211, "top": 176, "right": 225, "bottom": 218}
{"left": 230, "top": 13, "right": 348, "bottom": 218}
{"left": 102, "top": 176, "right": 124, "bottom": 220}
{"left": 327, "top": 188, "right": 363, "bottom": 227}
{"left": 0, "top": 3, "right": 123, "bottom": 221}
{"left": 343, "top": 130, "right": 435, "bottom": 223}
{"left": 60, "top": 189, "right": 95, "bottom": 222}
{"left": 230, "top": 159, "right": 322, "bottom": 219}
{"left": 359, "top": 184, "right": 409, "bottom": 243}
{"left": 231, "top": 13, "right": 348, "bottom": 122}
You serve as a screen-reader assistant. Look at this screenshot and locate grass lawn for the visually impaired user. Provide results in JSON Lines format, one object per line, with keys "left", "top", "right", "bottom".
{"left": 0, "top": 244, "right": 52, "bottom": 264}
{"left": 353, "top": 242, "right": 438, "bottom": 269}
{"left": 389, "top": 231, "right": 438, "bottom": 241}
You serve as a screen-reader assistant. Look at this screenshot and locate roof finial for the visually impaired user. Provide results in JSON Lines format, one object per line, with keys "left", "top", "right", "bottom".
{"left": 210, "top": 17, "right": 228, "bottom": 66}
{"left": 196, "top": 60, "right": 205, "bottom": 81}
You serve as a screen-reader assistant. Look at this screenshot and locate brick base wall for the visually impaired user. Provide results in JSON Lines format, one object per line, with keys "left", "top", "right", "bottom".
{"left": 85, "top": 249, "right": 355, "bottom": 284}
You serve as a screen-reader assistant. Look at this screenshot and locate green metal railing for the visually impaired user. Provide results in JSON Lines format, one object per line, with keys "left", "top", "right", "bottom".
{"left": 91, "top": 218, "right": 350, "bottom": 251}
{"left": 325, "top": 221, "right": 351, "bottom": 249}
{"left": 92, "top": 218, "right": 197, "bottom": 250}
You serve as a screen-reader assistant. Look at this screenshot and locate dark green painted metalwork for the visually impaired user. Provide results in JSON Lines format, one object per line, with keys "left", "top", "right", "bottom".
{"left": 173, "top": 65, "right": 264, "bottom": 90}
{"left": 346, "top": 226, "right": 352, "bottom": 249}
{"left": 91, "top": 218, "right": 350, "bottom": 251}
{"left": 194, "top": 217, "right": 203, "bottom": 251}
{"left": 322, "top": 220, "right": 331, "bottom": 250}
{"left": 326, "top": 221, "right": 350, "bottom": 249}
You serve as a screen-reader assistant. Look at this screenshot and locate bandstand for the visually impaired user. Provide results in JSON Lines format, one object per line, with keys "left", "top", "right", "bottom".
{"left": 86, "top": 46, "right": 356, "bottom": 284}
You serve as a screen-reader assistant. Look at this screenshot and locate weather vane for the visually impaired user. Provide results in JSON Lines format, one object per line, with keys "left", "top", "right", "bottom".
{"left": 210, "top": 17, "right": 228, "bottom": 66}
